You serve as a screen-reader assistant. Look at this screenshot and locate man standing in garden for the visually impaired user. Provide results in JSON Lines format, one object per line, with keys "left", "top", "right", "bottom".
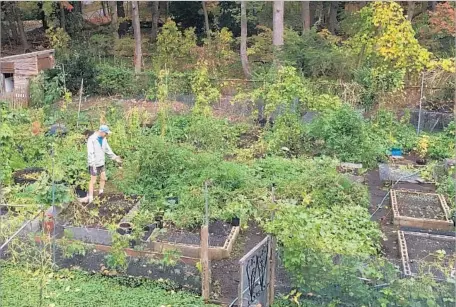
{"left": 79, "top": 125, "right": 122, "bottom": 203}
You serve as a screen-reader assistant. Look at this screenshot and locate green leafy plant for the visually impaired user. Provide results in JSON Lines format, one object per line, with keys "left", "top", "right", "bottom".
{"left": 105, "top": 232, "right": 129, "bottom": 271}
{"left": 191, "top": 62, "right": 220, "bottom": 115}
{"left": 154, "top": 19, "right": 197, "bottom": 72}
{"left": 308, "top": 105, "right": 387, "bottom": 167}
{"left": 96, "top": 63, "right": 135, "bottom": 96}
{"left": 59, "top": 229, "right": 88, "bottom": 259}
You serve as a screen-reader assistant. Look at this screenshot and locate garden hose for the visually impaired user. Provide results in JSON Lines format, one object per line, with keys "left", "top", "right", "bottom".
{"left": 370, "top": 170, "right": 421, "bottom": 218}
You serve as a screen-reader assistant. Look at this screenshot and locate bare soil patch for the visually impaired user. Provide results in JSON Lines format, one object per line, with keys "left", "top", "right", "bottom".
{"left": 396, "top": 191, "right": 445, "bottom": 220}
{"left": 405, "top": 233, "right": 455, "bottom": 261}
{"left": 156, "top": 220, "right": 233, "bottom": 247}
{"left": 403, "top": 232, "right": 456, "bottom": 277}
{"left": 59, "top": 194, "right": 137, "bottom": 228}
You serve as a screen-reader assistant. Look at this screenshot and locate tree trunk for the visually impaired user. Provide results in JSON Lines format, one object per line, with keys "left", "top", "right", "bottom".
{"left": 109, "top": 1, "right": 119, "bottom": 40}
{"left": 328, "top": 1, "right": 338, "bottom": 34}
{"left": 359, "top": 1, "right": 367, "bottom": 9}
{"left": 428, "top": 1, "right": 437, "bottom": 12}
{"left": 151, "top": 1, "right": 159, "bottom": 42}
{"left": 309, "top": 1, "right": 316, "bottom": 28}
{"left": 273, "top": 1, "right": 284, "bottom": 47}
{"left": 132, "top": 1, "right": 142, "bottom": 74}
{"left": 117, "top": 1, "right": 125, "bottom": 17}
{"left": 407, "top": 1, "right": 415, "bottom": 21}
{"left": 202, "top": 1, "right": 210, "bottom": 38}
{"left": 38, "top": 2, "right": 48, "bottom": 29}
{"left": 59, "top": 2, "right": 66, "bottom": 31}
{"left": 101, "top": 1, "right": 107, "bottom": 17}
{"left": 240, "top": 0, "right": 251, "bottom": 79}
{"left": 302, "top": 1, "right": 311, "bottom": 33}
{"left": 117, "top": 1, "right": 128, "bottom": 37}
{"left": 12, "top": 2, "right": 30, "bottom": 51}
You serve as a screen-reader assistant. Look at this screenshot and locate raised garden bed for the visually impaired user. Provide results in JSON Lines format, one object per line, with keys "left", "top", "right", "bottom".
{"left": 156, "top": 220, "right": 232, "bottom": 247}
{"left": 147, "top": 220, "right": 240, "bottom": 260}
{"left": 54, "top": 194, "right": 141, "bottom": 245}
{"left": 398, "top": 231, "right": 456, "bottom": 278}
{"left": 391, "top": 189, "right": 453, "bottom": 230}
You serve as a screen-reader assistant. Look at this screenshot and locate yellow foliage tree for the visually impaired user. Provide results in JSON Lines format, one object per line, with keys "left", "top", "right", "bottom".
{"left": 349, "top": 1, "right": 454, "bottom": 73}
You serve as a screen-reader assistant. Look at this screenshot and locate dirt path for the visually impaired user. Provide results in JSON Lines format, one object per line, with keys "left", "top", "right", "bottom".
{"left": 211, "top": 222, "right": 291, "bottom": 305}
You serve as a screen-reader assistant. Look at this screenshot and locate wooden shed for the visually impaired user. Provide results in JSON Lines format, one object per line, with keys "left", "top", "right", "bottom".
{"left": 0, "top": 49, "right": 55, "bottom": 108}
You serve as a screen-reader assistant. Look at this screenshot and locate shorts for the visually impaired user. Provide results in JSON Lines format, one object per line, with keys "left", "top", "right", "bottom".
{"left": 88, "top": 165, "right": 105, "bottom": 176}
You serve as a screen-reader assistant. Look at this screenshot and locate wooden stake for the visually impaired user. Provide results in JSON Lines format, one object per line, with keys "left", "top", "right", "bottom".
{"left": 77, "top": 78, "right": 83, "bottom": 128}
{"left": 201, "top": 181, "right": 211, "bottom": 301}
{"left": 268, "top": 184, "right": 277, "bottom": 306}
{"left": 201, "top": 225, "right": 210, "bottom": 300}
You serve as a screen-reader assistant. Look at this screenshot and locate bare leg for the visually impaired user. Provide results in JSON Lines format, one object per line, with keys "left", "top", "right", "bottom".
{"left": 99, "top": 171, "right": 107, "bottom": 194}
{"left": 88, "top": 175, "right": 97, "bottom": 202}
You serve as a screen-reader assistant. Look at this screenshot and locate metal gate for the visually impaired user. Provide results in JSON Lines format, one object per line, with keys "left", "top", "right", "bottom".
{"left": 230, "top": 235, "right": 275, "bottom": 307}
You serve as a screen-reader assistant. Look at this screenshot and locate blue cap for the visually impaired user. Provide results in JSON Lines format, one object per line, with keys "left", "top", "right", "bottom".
{"left": 99, "top": 125, "right": 111, "bottom": 134}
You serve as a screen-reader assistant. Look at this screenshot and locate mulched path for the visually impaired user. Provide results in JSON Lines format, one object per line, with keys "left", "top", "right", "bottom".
{"left": 58, "top": 194, "right": 137, "bottom": 228}
{"left": 396, "top": 191, "right": 445, "bottom": 220}
{"left": 156, "top": 220, "right": 233, "bottom": 247}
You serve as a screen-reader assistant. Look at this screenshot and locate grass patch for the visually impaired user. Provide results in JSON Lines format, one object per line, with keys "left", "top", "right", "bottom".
{"left": 0, "top": 263, "right": 213, "bottom": 307}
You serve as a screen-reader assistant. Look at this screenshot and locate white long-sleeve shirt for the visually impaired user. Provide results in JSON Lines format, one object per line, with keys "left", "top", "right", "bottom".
{"left": 87, "top": 133, "right": 117, "bottom": 167}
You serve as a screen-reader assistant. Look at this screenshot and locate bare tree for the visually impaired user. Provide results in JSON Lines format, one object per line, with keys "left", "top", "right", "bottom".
{"left": 109, "top": 1, "right": 119, "bottom": 39}
{"left": 11, "top": 2, "right": 30, "bottom": 51}
{"left": 328, "top": 1, "right": 338, "bottom": 34}
{"left": 240, "top": 0, "right": 251, "bottom": 79}
{"left": 132, "top": 1, "right": 142, "bottom": 74}
{"left": 202, "top": 1, "right": 210, "bottom": 38}
{"left": 273, "top": 1, "right": 284, "bottom": 47}
{"left": 151, "top": 1, "right": 159, "bottom": 42}
{"left": 301, "top": 1, "right": 311, "bottom": 33}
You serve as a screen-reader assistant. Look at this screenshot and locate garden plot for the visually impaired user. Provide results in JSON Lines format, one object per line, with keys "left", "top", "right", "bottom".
{"left": 0, "top": 206, "right": 42, "bottom": 258}
{"left": 148, "top": 220, "right": 240, "bottom": 260}
{"left": 391, "top": 189, "right": 453, "bottom": 230}
{"left": 55, "top": 194, "right": 141, "bottom": 245}
{"left": 398, "top": 231, "right": 456, "bottom": 278}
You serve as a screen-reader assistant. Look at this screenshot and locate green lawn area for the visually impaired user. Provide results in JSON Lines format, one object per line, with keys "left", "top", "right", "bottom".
{"left": 0, "top": 264, "right": 213, "bottom": 307}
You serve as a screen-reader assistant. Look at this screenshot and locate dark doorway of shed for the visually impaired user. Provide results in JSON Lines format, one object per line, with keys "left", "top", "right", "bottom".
{"left": 1, "top": 73, "right": 14, "bottom": 92}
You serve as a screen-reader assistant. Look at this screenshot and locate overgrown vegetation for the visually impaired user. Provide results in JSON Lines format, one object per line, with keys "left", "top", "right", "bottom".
{"left": 2, "top": 1, "right": 455, "bottom": 305}
{"left": 0, "top": 264, "right": 212, "bottom": 307}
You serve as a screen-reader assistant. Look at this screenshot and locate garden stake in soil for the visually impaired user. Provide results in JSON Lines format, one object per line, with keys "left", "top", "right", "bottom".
{"left": 201, "top": 181, "right": 211, "bottom": 301}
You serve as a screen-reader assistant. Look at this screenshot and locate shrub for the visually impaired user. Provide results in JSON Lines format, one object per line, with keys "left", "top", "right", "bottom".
{"left": 29, "top": 70, "right": 64, "bottom": 106}
{"left": 96, "top": 64, "right": 135, "bottom": 96}
{"left": 264, "top": 112, "right": 306, "bottom": 156}
{"left": 253, "top": 157, "right": 369, "bottom": 208}
{"left": 191, "top": 63, "right": 220, "bottom": 115}
{"left": 58, "top": 52, "right": 98, "bottom": 94}
{"left": 308, "top": 105, "right": 386, "bottom": 166}
{"left": 154, "top": 19, "right": 198, "bottom": 72}
{"left": 370, "top": 109, "right": 417, "bottom": 152}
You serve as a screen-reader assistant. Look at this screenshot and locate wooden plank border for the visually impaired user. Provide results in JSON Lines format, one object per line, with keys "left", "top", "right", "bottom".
{"left": 391, "top": 189, "right": 454, "bottom": 231}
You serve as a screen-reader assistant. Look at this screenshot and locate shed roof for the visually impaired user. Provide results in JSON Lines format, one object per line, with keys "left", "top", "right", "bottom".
{"left": 0, "top": 49, "right": 55, "bottom": 62}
